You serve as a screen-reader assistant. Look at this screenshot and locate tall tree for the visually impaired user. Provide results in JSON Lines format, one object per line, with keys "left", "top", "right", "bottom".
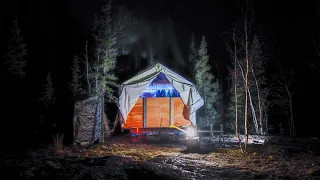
{"left": 244, "top": 3, "right": 250, "bottom": 151}
{"left": 2, "top": 19, "right": 28, "bottom": 147}
{"left": 40, "top": 73, "right": 55, "bottom": 110}
{"left": 83, "top": 41, "right": 91, "bottom": 94}
{"left": 69, "top": 55, "right": 84, "bottom": 96}
{"left": 90, "top": 1, "right": 135, "bottom": 141}
{"left": 188, "top": 33, "right": 197, "bottom": 78}
{"left": 226, "top": 1, "right": 271, "bottom": 153}
{"left": 272, "top": 63, "right": 295, "bottom": 136}
{"left": 236, "top": 36, "right": 268, "bottom": 136}
{"left": 226, "top": 29, "right": 244, "bottom": 151}
{"left": 249, "top": 35, "right": 268, "bottom": 135}
{"left": 3, "top": 19, "right": 27, "bottom": 79}
{"left": 195, "top": 35, "right": 220, "bottom": 127}
{"left": 91, "top": 2, "right": 134, "bottom": 101}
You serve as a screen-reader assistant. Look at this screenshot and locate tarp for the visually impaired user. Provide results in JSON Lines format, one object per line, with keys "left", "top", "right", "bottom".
{"left": 118, "top": 63, "right": 204, "bottom": 125}
{"left": 73, "top": 97, "right": 106, "bottom": 143}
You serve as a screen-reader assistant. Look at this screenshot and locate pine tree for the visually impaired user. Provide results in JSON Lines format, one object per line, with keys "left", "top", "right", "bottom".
{"left": 188, "top": 33, "right": 197, "bottom": 78}
{"left": 90, "top": 1, "right": 135, "bottom": 142}
{"left": 194, "top": 35, "right": 220, "bottom": 127}
{"left": 4, "top": 19, "right": 27, "bottom": 79}
{"left": 40, "top": 73, "right": 55, "bottom": 109}
{"left": 69, "top": 55, "right": 84, "bottom": 96}
{"left": 91, "top": 1, "right": 133, "bottom": 102}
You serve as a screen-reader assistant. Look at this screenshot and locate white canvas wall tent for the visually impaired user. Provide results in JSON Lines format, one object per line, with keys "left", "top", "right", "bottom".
{"left": 118, "top": 63, "right": 204, "bottom": 126}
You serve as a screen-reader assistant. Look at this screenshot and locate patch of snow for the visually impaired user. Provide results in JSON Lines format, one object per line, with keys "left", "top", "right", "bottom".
{"left": 201, "top": 134, "right": 268, "bottom": 145}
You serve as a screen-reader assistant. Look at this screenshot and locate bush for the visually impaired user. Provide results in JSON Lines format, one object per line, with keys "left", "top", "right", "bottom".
{"left": 52, "top": 133, "right": 64, "bottom": 153}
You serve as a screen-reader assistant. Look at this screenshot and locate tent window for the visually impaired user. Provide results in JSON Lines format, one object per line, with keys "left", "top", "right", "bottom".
{"left": 140, "top": 73, "right": 180, "bottom": 98}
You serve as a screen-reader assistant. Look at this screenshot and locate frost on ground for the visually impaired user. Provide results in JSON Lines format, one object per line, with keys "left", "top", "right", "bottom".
{"left": 1, "top": 151, "right": 187, "bottom": 180}
{"left": 1, "top": 136, "right": 320, "bottom": 180}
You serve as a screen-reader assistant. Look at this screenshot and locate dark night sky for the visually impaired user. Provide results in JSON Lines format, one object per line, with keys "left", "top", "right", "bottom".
{"left": 1, "top": 0, "right": 320, "bottom": 137}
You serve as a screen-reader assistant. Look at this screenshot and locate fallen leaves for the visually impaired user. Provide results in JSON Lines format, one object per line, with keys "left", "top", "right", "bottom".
{"left": 4, "top": 137, "right": 319, "bottom": 180}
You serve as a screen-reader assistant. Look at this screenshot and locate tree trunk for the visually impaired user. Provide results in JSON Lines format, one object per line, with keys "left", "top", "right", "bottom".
{"left": 244, "top": 6, "right": 249, "bottom": 151}
{"left": 204, "top": 89, "right": 208, "bottom": 126}
{"left": 92, "top": 95, "right": 101, "bottom": 141}
{"left": 286, "top": 86, "right": 295, "bottom": 136}
{"left": 85, "top": 41, "right": 91, "bottom": 94}
{"left": 100, "top": 93, "right": 105, "bottom": 143}
{"left": 252, "top": 68, "right": 263, "bottom": 135}
{"left": 95, "top": 55, "right": 99, "bottom": 94}
{"left": 247, "top": 88, "right": 259, "bottom": 134}
{"left": 203, "top": 77, "right": 209, "bottom": 126}
{"left": 237, "top": 61, "right": 259, "bottom": 134}
{"left": 233, "top": 31, "right": 243, "bottom": 151}
{"left": 100, "top": 50, "right": 107, "bottom": 143}
{"left": 261, "top": 97, "right": 269, "bottom": 135}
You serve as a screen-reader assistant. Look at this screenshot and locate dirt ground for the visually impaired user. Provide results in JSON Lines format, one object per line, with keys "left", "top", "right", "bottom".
{"left": 1, "top": 136, "right": 320, "bottom": 180}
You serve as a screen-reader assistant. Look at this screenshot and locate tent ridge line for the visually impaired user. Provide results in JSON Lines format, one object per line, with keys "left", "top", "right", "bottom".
{"left": 122, "top": 64, "right": 158, "bottom": 84}
{"left": 124, "top": 72, "right": 161, "bottom": 85}
{"left": 163, "top": 73, "right": 194, "bottom": 86}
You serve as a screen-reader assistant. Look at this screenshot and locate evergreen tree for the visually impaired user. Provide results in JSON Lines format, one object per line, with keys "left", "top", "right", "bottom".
{"left": 91, "top": 1, "right": 116, "bottom": 100}
{"left": 187, "top": 33, "right": 197, "bottom": 78}
{"left": 69, "top": 55, "right": 84, "bottom": 96}
{"left": 4, "top": 19, "right": 27, "bottom": 79}
{"left": 194, "top": 35, "right": 220, "bottom": 127}
{"left": 89, "top": 1, "right": 135, "bottom": 142}
{"left": 91, "top": 1, "right": 134, "bottom": 102}
{"left": 40, "top": 73, "right": 55, "bottom": 110}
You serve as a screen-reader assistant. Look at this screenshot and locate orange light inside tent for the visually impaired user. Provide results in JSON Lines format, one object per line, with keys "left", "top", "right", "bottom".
{"left": 124, "top": 97, "right": 191, "bottom": 129}
{"left": 124, "top": 98, "right": 144, "bottom": 128}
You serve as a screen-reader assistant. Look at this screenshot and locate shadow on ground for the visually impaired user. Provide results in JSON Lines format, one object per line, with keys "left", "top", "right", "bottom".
{"left": 2, "top": 137, "right": 320, "bottom": 180}
{"left": 1, "top": 152, "right": 279, "bottom": 180}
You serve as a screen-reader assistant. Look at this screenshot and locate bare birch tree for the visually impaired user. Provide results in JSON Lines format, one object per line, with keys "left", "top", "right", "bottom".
{"left": 229, "top": 35, "right": 269, "bottom": 137}
{"left": 243, "top": 4, "right": 250, "bottom": 150}
{"left": 226, "top": 29, "right": 244, "bottom": 152}
{"left": 272, "top": 62, "right": 295, "bottom": 137}
{"left": 227, "top": 1, "right": 271, "bottom": 153}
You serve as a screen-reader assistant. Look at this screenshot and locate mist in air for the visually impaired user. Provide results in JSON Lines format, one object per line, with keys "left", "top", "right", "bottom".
{"left": 118, "top": 15, "right": 186, "bottom": 71}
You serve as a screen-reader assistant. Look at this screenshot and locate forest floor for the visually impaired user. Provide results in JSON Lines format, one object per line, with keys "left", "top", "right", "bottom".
{"left": 1, "top": 136, "right": 320, "bottom": 180}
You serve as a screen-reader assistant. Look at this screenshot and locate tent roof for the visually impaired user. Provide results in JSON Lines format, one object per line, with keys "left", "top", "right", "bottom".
{"left": 121, "top": 63, "right": 194, "bottom": 86}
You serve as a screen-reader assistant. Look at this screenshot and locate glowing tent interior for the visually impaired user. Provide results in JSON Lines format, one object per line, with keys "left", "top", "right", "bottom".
{"left": 118, "top": 63, "right": 204, "bottom": 129}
